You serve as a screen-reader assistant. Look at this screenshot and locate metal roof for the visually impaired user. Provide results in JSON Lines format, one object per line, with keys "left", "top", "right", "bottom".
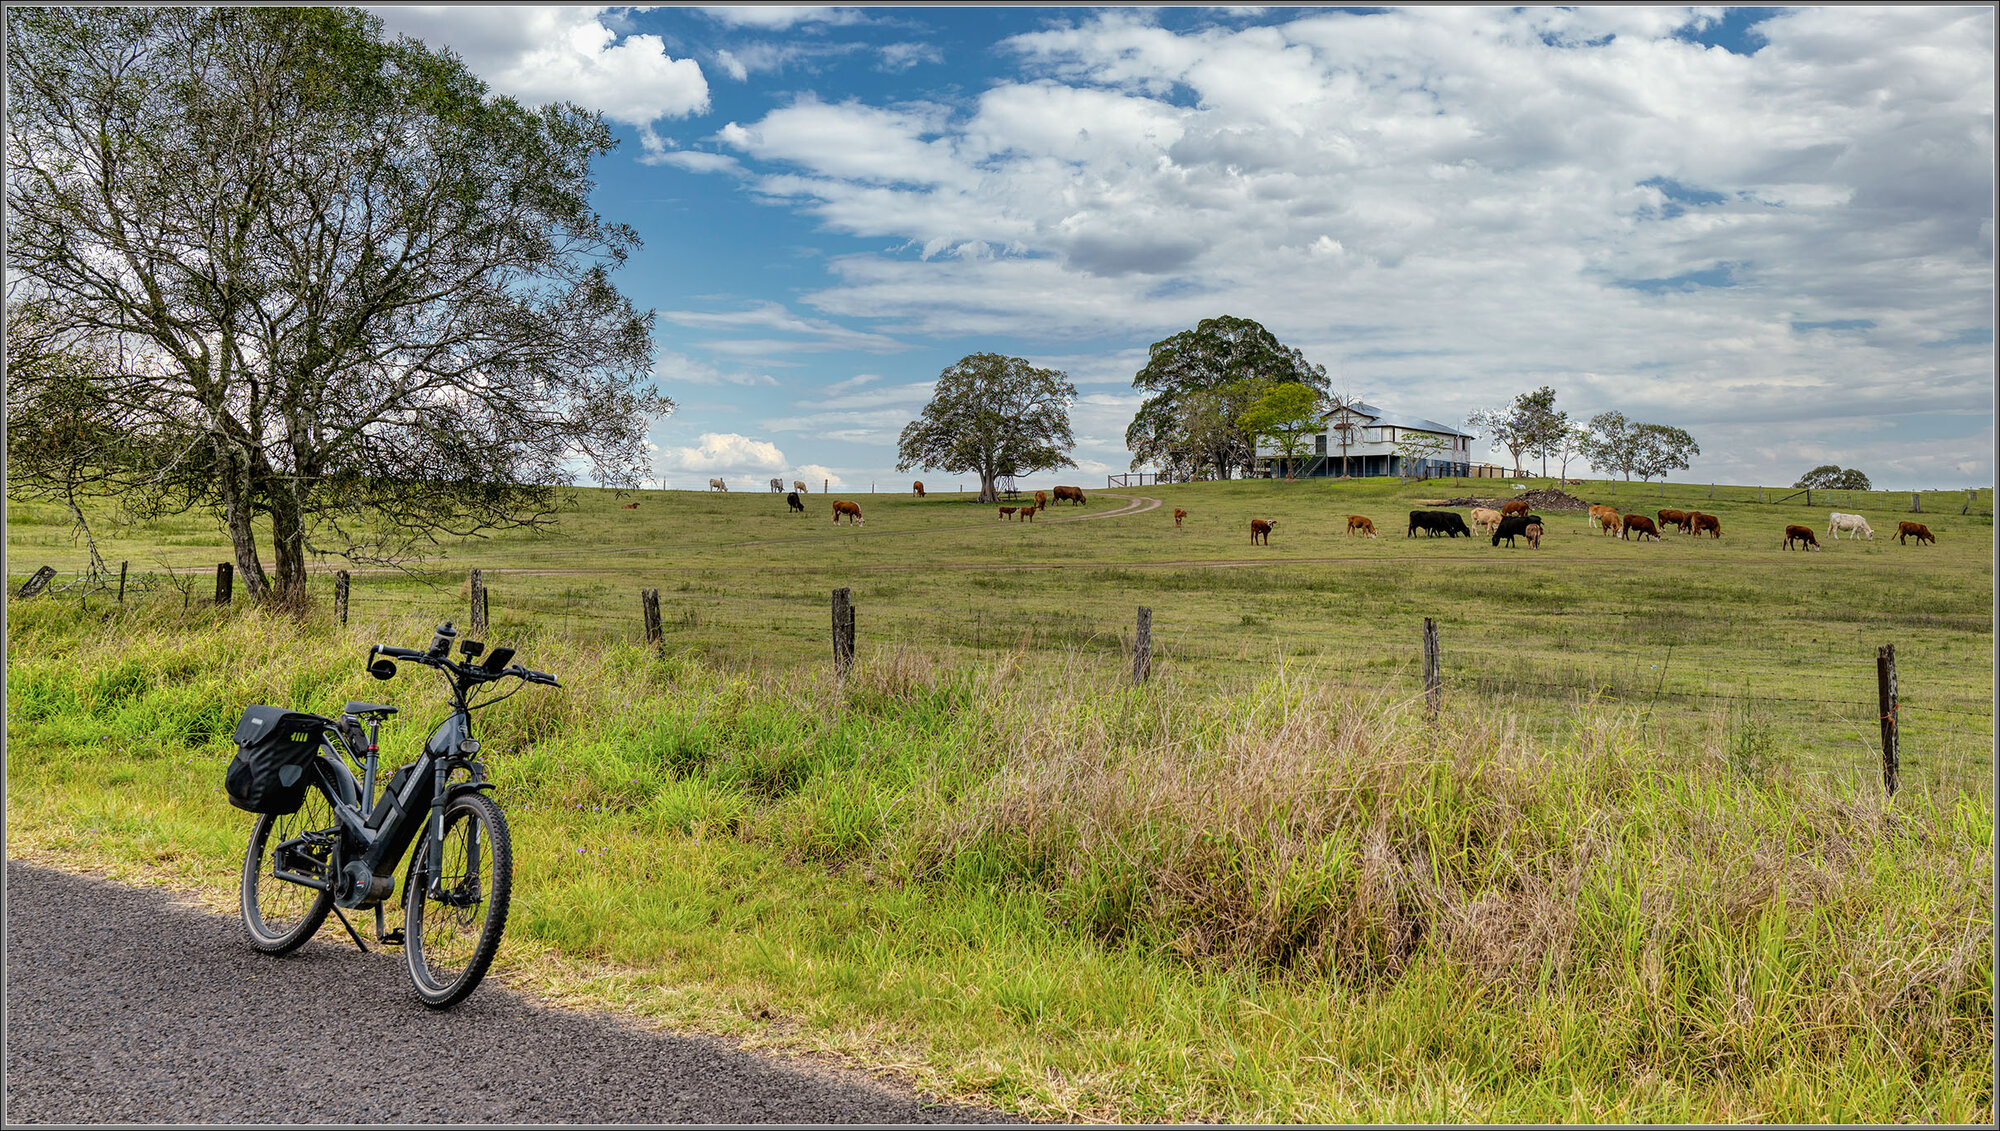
{"left": 1322, "top": 401, "right": 1473, "bottom": 439}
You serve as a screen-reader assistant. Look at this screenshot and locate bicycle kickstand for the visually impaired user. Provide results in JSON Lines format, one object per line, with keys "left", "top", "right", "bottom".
{"left": 329, "top": 904, "right": 370, "bottom": 953}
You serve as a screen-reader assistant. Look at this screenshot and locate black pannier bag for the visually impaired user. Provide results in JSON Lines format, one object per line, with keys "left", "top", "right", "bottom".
{"left": 225, "top": 705, "right": 333, "bottom": 814}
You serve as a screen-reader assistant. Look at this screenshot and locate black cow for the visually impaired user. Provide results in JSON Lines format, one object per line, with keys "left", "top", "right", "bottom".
{"left": 1407, "top": 510, "right": 1472, "bottom": 538}
{"left": 786, "top": 491, "right": 806, "bottom": 514}
{"left": 1491, "top": 514, "right": 1545, "bottom": 547}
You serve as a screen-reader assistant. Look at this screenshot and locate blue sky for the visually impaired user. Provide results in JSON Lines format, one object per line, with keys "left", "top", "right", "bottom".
{"left": 368, "top": 5, "right": 1995, "bottom": 492}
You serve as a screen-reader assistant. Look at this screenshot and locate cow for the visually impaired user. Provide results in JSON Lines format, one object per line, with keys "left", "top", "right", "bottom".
{"left": 1346, "top": 514, "right": 1376, "bottom": 538}
{"left": 912, "top": 481, "right": 926, "bottom": 498}
{"left": 1783, "top": 524, "right": 1821, "bottom": 550}
{"left": 1469, "top": 507, "right": 1502, "bottom": 535}
{"left": 1622, "top": 514, "right": 1660, "bottom": 542}
{"left": 1500, "top": 499, "right": 1530, "bottom": 517}
{"left": 1019, "top": 504, "right": 1038, "bottom": 522}
{"left": 1689, "top": 513, "right": 1721, "bottom": 538}
{"left": 621, "top": 502, "right": 639, "bottom": 509}
{"left": 1525, "top": 522, "right": 1543, "bottom": 549}
{"left": 1035, "top": 491, "right": 1048, "bottom": 510}
{"left": 709, "top": 478, "right": 727, "bottom": 492}
{"left": 832, "top": 500, "right": 864, "bottom": 525}
{"left": 998, "top": 506, "right": 1017, "bottom": 521}
{"left": 793, "top": 480, "right": 808, "bottom": 494}
{"left": 769, "top": 477, "right": 785, "bottom": 493}
{"left": 1658, "top": 508, "right": 1688, "bottom": 534}
{"left": 786, "top": 491, "right": 806, "bottom": 514}
{"left": 1174, "top": 508, "right": 1188, "bottom": 528}
{"left": 1588, "top": 504, "right": 1622, "bottom": 534}
{"left": 1897, "top": 521, "right": 1935, "bottom": 545}
{"left": 1492, "top": 513, "right": 1545, "bottom": 548}
{"left": 1407, "top": 510, "right": 1472, "bottom": 538}
{"left": 1052, "top": 485, "right": 1086, "bottom": 506}
{"left": 1250, "top": 518, "right": 1276, "bottom": 545}
{"left": 1828, "top": 512, "right": 1874, "bottom": 541}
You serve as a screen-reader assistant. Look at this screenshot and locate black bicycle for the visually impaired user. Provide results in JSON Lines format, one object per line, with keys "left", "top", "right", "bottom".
{"left": 225, "top": 621, "right": 559, "bottom": 1007}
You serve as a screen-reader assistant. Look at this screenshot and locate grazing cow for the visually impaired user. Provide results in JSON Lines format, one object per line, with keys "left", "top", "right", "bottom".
{"left": 709, "top": 478, "right": 727, "bottom": 492}
{"left": 786, "top": 491, "right": 806, "bottom": 514}
{"left": 1407, "top": 510, "right": 1472, "bottom": 538}
{"left": 1622, "top": 514, "right": 1660, "bottom": 542}
{"left": 1525, "top": 522, "right": 1543, "bottom": 549}
{"left": 1469, "top": 507, "right": 1503, "bottom": 535}
{"left": 1019, "top": 504, "right": 1038, "bottom": 522}
{"left": 1052, "top": 485, "right": 1086, "bottom": 506}
{"left": 1500, "top": 499, "right": 1530, "bottom": 517}
{"left": 832, "top": 500, "right": 864, "bottom": 526}
{"left": 1588, "top": 504, "right": 1622, "bottom": 534}
{"left": 1897, "top": 521, "right": 1935, "bottom": 545}
{"left": 1658, "top": 508, "right": 1689, "bottom": 534}
{"left": 1174, "top": 508, "right": 1188, "bottom": 528}
{"left": 769, "top": 477, "right": 785, "bottom": 493}
{"left": 998, "top": 506, "right": 1017, "bottom": 521}
{"left": 1035, "top": 491, "right": 1049, "bottom": 510}
{"left": 793, "top": 480, "right": 808, "bottom": 494}
{"left": 1346, "top": 514, "right": 1376, "bottom": 538}
{"left": 912, "top": 481, "right": 926, "bottom": 498}
{"left": 1250, "top": 518, "right": 1276, "bottom": 545}
{"left": 1828, "top": 512, "right": 1874, "bottom": 541}
{"left": 1690, "top": 513, "right": 1721, "bottom": 538}
{"left": 1492, "top": 513, "right": 1545, "bottom": 548}
{"left": 1783, "top": 524, "right": 1820, "bottom": 550}
{"left": 621, "top": 502, "right": 639, "bottom": 509}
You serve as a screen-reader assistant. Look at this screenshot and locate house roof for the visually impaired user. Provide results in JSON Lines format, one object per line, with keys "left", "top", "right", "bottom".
{"left": 1322, "top": 401, "right": 1473, "bottom": 439}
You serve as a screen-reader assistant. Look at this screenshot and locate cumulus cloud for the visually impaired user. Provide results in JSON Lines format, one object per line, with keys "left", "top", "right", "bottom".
{"left": 793, "top": 464, "right": 845, "bottom": 488}
{"left": 655, "top": 432, "right": 789, "bottom": 476}
{"left": 697, "top": 6, "right": 864, "bottom": 30}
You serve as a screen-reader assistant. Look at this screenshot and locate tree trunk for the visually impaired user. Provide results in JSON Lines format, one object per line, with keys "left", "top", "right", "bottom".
{"left": 977, "top": 470, "right": 999, "bottom": 504}
{"left": 269, "top": 494, "right": 310, "bottom": 605}
{"left": 214, "top": 438, "right": 273, "bottom": 601}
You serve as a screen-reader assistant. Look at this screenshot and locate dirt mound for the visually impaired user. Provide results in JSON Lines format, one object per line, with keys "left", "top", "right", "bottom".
{"left": 1431, "top": 488, "right": 1594, "bottom": 512}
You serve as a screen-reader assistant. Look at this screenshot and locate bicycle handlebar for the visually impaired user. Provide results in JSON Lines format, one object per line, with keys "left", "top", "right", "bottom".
{"left": 368, "top": 643, "right": 559, "bottom": 689}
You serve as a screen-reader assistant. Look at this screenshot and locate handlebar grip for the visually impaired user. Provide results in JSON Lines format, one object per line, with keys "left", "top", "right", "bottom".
{"left": 376, "top": 646, "right": 426, "bottom": 661}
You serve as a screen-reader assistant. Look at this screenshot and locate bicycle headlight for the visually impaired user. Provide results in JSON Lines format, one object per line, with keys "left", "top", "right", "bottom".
{"left": 457, "top": 738, "right": 480, "bottom": 755}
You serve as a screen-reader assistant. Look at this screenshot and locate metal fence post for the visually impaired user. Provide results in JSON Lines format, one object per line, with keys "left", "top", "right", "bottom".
{"left": 1132, "top": 606, "right": 1152, "bottom": 685}
{"left": 1878, "top": 644, "right": 1899, "bottom": 797}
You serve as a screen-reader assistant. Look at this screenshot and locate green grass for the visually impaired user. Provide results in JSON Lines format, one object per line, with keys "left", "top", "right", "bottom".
{"left": 5, "top": 476, "right": 1993, "bottom": 1121}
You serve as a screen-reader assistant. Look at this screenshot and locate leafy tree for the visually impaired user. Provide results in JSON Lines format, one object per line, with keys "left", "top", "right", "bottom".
{"left": 5, "top": 7, "right": 669, "bottom": 603}
{"left": 896, "top": 353, "right": 1076, "bottom": 504}
{"left": 1514, "top": 385, "right": 1568, "bottom": 478}
{"left": 1465, "top": 407, "right": 1527, "bottom": 474}
{"left": 1554, "top": 424, "right": 1588, "bottom": 480}
{"left": 1579, "top": 411, "right": 1635, "bottom": 480}
{"left": 1627, "top": 423, "right": 1701, "bottom": 482}
{"left": 1794, "top": 465, "right": 1872, "bottom": 490}
{"left": 1239, "top": 382, "right": 1325, "bottom": 479}
{"left": 1393, "top": 431, "right": 1452, "bottom": 481}
{"left": 1126, "top": 315, "right": 1328, "bottom": 480}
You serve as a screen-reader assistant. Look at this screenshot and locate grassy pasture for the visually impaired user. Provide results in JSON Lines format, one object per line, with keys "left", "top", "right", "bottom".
{"left": 5, "top": 476, "right": 1993, "bottom": 1122}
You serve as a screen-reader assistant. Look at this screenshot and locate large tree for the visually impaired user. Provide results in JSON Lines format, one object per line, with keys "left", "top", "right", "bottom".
{"left": 1579, "top": 410, "right": 1635, "bottom": 480}
{"left": 1238, "top": 382, "right": 1324, "bottom": 479}
{"left": 1125, "top": 315, "right": 1329, "bottom": 480}
{"left": 5, "top": 7, "right": 670, "bottom": 603}
{"left": 1468, "top": 385, "right": 1566, "bottom": 477}
{"left": 896, "top": 353, "right": 1076, "bottom": 504}
{"left": 1627, "top": 423, "right": 1701, "bottom": 482}
{"left": 1795, "top": 464, "right": 1872, "bottom": 490}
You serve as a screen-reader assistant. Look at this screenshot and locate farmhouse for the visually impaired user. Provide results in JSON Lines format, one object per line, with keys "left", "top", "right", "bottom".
{"left": 1255, "top": 401, "right": 1497, "bottom": 479}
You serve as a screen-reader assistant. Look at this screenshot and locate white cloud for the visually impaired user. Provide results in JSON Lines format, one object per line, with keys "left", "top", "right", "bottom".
{"left": 652, "top": 351, "right": 778, "bottom": 388}
{"left": 660, "top": 299, "right": 908, "bottom": 354}
{"left": 652, "top": 149, "right": 747, "bottom": 175}
{"left": 697, "top": 6, "right": 863, "bottom": 30}
{"left": 656, "top": 432, "right": 789, "bottom": 476}
{"left": 793, "top": 464, "right": 845, "bottom": 488}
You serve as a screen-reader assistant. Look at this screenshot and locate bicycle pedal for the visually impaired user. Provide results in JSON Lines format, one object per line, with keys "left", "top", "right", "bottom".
{"left": 378, "top": 929, "right": 406, "bottom": 945}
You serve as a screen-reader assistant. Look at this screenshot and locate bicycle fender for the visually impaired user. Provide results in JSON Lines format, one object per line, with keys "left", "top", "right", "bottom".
{"left": 444, "top": 781, "right": 497, "bottom": 804}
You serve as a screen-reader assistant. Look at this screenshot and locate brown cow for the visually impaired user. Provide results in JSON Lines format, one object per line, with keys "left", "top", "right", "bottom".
{"left": 1622, "top": 514, "right": 1660, "bottom": 541}
{"left": 832, "top": 500, "right": 865, "bottom": 526}
{"left": 1589, "top": 504, "right": 1622, "bottom": 534}
{"left": 1052, "top": 485, "right": 1087, "bottom": 506}
{"left": 998, "top": 506, "right": 1017, "bottom": 521}
{"left": 1347, "top": 514, "right": 1376, "bottom": 538}
{"left": 1658, "top": 508, "right": 1688, "bottom": 534}
{"left": 912, "top": 481, "right": 926, "bottom": 498}
{"left": 1173, "top": 508, "right": 1188, "bottom": 528}
{"left": 1524, "top": 522, "right": 1543, "bottom": 549}
{"left": 621, "top": 503, "right": 639, "bottom": 509}
{"left": 1035, "top": 490, "right": 1049, "bottom": 510}
{"left": 1783, "top": 524, "right": 1820, "bottom": 550}
{"left": 1897, "top": 521, "right": 1935, "bottom": 545}
{"left": 1019, "top": 504, "right": 1038, "bottom": 522}
{"left": 1501, "top": 499, "right": 1530, "bottom": 517}
{"left": 1689, "top": 513, "right": 1720, "bottom": 538}
{"left": 1250, "top": 518, "right": 1276, "bottom": 545}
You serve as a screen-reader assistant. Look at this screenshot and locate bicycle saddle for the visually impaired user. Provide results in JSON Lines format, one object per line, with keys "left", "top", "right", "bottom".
{"left": 343, "top": 701, "right": 399, "bottom": 718}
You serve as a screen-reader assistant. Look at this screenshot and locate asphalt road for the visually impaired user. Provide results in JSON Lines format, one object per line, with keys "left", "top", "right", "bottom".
{"left": 4, "top": 860, "right": 1025, "bottom": 1125}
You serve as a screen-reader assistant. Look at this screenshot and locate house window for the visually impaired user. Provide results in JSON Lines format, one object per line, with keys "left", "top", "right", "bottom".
{"left": 1315, "top": 433, "right": 1327, "bottom": 456}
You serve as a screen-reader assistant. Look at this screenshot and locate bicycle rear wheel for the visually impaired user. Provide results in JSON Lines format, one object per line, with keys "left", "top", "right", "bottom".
{"left": 404, "top": 791, "right": 513, "bottom": 1008}
{"left": 241, "top": 788, "right": 338, "bottom": 954}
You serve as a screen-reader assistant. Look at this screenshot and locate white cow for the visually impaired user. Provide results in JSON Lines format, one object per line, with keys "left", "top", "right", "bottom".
{"left": 768, "top": 477, "right": 784, "bottom": 493}
{"left": 792, "top": 480, "right": 808, "bottom": 494}
{"left": 709, "top": 478, "right": 727, "bottom": 492}
{"left": 1827, "top": 512, "right": 1873, "bottom": 540}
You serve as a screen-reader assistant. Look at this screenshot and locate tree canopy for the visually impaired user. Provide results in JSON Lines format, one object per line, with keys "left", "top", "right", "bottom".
{"left": 1467, "top": 385, "right": 1566, "bottom": 476}
{"left": 1238, "top": 382, "right": 1325, "bottom": 479}
{"left": 896, "top": 353, "right": 1076, "bottom": 503}
{"left": 1627, "top": 423, "right": 1701, "bottom": 482}
{"left": 1794, "top": 464, "right": 1872, "bottom": 490}
{"left": 5, "top": 7, "right": 670, "bottom": 602}
{"left": 1125, "top": 315, "right": 1328, "bottom": 480}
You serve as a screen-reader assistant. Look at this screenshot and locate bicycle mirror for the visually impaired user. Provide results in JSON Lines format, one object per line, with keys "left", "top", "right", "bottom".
{"left": 369, "top": 658, "right": 397, "bottom": 681}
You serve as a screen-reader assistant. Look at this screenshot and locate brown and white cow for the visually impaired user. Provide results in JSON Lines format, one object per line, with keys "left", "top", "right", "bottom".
{"left": 1524, "top": 522, "right": 1543, "bottom": 549}
{"left": 1622, "top": 514, "right": 1660, "bottom": 541}
{"left": 1897, "top": 521, "right": 1935, "bottom": 545}
{"left": 1173, "top": 508, "right": 1188, "bottom": 528}
{"left": 621, "top": 502, "right": 639, "bottom": 509}
{"left": 912, "top": 481, "right": 926, "bottom": 497}
{"left": 1658, "top": 508, "right": 1689, "bottom": 534}
{"left": 1347, "top": 514, "right": 1376, "bottom": 538}
{"left": 1689, "top": 513, "right": 1720, "bottom": 538}
{"left": 793, "top": 480, "right": 809, "bottom": 494}
{"left": 1035, "top": 490, "right": 1049, "bottom": 510}
{"left": 1783, "top": 524, "right": 1820, "bottom": 550}
{"left": 832, "top": 500, "right": 865, "bottom": 525}
{"left": 1589, "top": 504, "right": 1622, "bottom": 534}
{"left": 998, "top": 506, "right": 1017, "bottom": 521}
{"left": 1250, "top": 518, "right": 1276, "bottom": 545}
{"left": 1018, "top": 504, "right": 1038, "bottom": 522}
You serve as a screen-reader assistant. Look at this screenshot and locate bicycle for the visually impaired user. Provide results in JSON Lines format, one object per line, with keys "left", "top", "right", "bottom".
{"left": 225, "top": 621, "right": 559, "bottom": 1008}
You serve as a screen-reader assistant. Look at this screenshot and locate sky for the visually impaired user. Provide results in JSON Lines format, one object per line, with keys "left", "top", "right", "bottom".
{"left": 365, "top": 4, "right": 1995, "bottom": 493}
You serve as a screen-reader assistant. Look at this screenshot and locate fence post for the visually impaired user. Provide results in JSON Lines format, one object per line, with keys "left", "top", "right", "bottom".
{"left": 1759, "top": 486, "right": 1764, "bottom": 504}
{"left": 469, "top": 569, "right": 488, "bottom": 632}
{"left": 214, "top": 562, "right": 233, "bottom": 605}
{"left": 641, "top": 588, "right": 663, "bottom": 651}
{"left": 1422, "top": 617, "right": 1442, "bottom": 719}
{"left": 334, "top": 570, "right": 349, "bottom": 626}
{"left": 1132, "top": 606, "right": 1152, "bottom": 685}
{"left": 1911, "top": 491, "right": 1920, "bottom": 513}
{"left": 1804, "top": 487, "right": 1811, "bottom": 508}
{"left": 117, "top": 561, "right": 129, "bottom": 604}
{"left": 18, "top": 565, "right": 57, "bottom": 599}
{"left": 831, "top": 587, "right": 855, "bottom": 678}
{"left": 1708, "top": 483, "right": 1715, "bottom": 499}
{"left": 1877, "top": 644, "right": 1899, "bottom": 797}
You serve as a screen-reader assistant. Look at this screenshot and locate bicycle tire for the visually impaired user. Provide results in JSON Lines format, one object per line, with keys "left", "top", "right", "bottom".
{"left": 403, "top": 790, "right": 512, "bottom": 1008}
{"left": 240, "top": 788, "right": 338, "bottom": 954}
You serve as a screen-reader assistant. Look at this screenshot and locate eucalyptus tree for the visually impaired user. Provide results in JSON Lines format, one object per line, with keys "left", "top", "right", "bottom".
{"left": 896, "top": 353, "right": 1076, "bottom": 504}
{"left": 1238, "top": 382, "right": 1325, "bottom": 479}
{"left": 1125, "top": 315, "right": 1329, "bottom": 480}
{"left": 5, "top": 7, "right": 670, "bottom": 602}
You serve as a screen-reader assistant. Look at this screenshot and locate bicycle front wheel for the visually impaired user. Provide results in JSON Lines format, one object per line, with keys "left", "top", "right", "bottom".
{"left": 403, "top": 790, "right": 513, "bottom": 1008}
{"left": 241, "top": 788, "right": 338, "bottom": 954}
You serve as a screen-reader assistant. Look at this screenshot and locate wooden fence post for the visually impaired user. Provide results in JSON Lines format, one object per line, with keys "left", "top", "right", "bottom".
{"left": 1708, "top": 483, "right": 1715, "bottom": 499}
{"left": 1423, "top": 617, "right": 1442, "bottom": 719}
{"left": 831, "top": 587, "right": 855, "bottom": 678}
{"left": 1911, "top": 491, "right": 1920, "bottom": 513}
{"left": 117, "top": 561, "right": 128, "bottom": 604}
{"left": 641, "top": 588, "right": 663, "bottom": 650}
{"left": 1877, "top": 644, "right": 1899, "bottom": 797}
{"left": 1132, "top": 606, "right": 1152, "bottom": 685}
{"left": 469, "top": 569, "right": 487, "bottom": 632}
{"left": 214, "top": 562, "right": 233, "bottom": 605}
{"left": 1963, "top": 490, "right": 1974, "bottom": 515}
{"left": 1759, "top": 486, "right": 1764, "bottom": 504}
{"left": 334, "top": 570, "right": 349, "bottom": 626}
{"left": 18, "top": 565, "right": 57, "bottom": 599}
